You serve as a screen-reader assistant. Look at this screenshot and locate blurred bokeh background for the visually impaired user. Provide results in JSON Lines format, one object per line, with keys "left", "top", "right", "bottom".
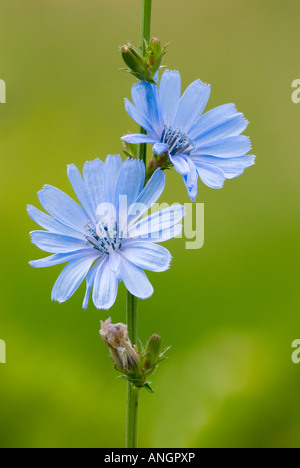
{"left": 0, "top": 0, "right": 299, "bottom": 448}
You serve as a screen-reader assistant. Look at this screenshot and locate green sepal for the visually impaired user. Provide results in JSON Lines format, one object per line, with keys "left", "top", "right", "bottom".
{"left": 144, "top": 383, "right": 155, "bottom": 394}
{"left": 122, "top": 140, "right": 138, "bottom": 159}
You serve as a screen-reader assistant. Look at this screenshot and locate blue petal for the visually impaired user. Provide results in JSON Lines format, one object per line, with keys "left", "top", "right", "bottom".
{"left": 131, "top": 82, "right": 151, "bottom": 117}
{"left": 174, "top": 80, "right": 211, "bottom": 133}
{"left": 27, "top": 205, "right": 83, "bottom": 239}
{"left": 108, "top": 251, "right": 122, "bottom": 278}
{"left": 124, "top": 99, "right": 156, "bottom": 136}
{"left": 129, "top": 205, "right": 185, "bottom": 239}
{"left": 192, "top": 154, "right": 256, "bottom": 179}
{"left": 147, "top": 81, "right": 164, "bottom": 136}
{"left": 121, "top": 241, "right": 171, "bottom": 272}
{"left": 182, "top": 158, "right": 198, "bottom": 201}
{"left": 30, "top": 231, "right": 87, "bottom": 253}
{"left": 195, "top": 162, "right": 225, "bottom": 189}
{"left": 153, "top": 142, "right": 169, "bottom": 155}
{"left": 67, "top": 164, "right": 97, "bottom": 225}
{"left": 119, "top": 254, "right": 153, "bottom": 299}
{"left": 122, "top": 133, "right": 157, "bottom": 145}
{"left": 82, "top": 159, "right": 106, "bottom": 213}
{"left": 125, "top": 224, "right": 183, "bottom": 243}
{"left": 104, "top": 155, "right": 123, "bottom": 204}
{"left": 159, "top": 70, "right": 181, "bottom": 127}
{"left": 83, "top": 258, "right": 105, "bottom": 310}
{"left": 194, "top": 113, "right": 249, "bottom": 146}
{"left": 169, "top": 155, "right": 190, "bottom": 175}
{"left": 128, "top": 169, "right": 166, "bottom": 224}
{"left": 114, "top": 158, "right": 145, "bottom": 210}
{"left": 38, "top": 185, "right": 88, "bottom": 232}
{"left": 189, "top": 103, "right": 238, "bottom": 139}
{"left": 29, "top": 249, "right": 95, "bottom": 268}
{"left": 92, "top": 257, "right": 118, "bottom": 309}
{"left": 130, "top": 82, "right": 164, "bottom": 138}
{"left": 51, "top": 254, "right": 98, "bottom": 303}
{"left": 195, "top": 135, "right": 252, "bottom": 158}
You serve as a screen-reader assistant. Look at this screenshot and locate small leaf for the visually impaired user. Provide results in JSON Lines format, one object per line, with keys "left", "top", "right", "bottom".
{"left": 144, "top": 382, "right": 155, "bottom": 394}
{"left": 160, "top": 346, "right": 172, "bottom": 358}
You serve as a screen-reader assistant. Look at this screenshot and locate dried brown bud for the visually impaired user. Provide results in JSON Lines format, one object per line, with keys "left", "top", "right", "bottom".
{"left": 100, "top": 318, "right": 138, "bottom": 371}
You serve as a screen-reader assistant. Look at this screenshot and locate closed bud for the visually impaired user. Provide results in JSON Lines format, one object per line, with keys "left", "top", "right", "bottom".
{"left": 121, "top": 44, "right": 148, "bottom": 81}
{"left": 143, "top": 334, "right": 162, "bottom": 370}
{"left": 120, "top": 38, "right": 168, "bottom": 84}
{"left": 100, "top": 318, "right": 138, "bottom": 372}
{"left": 146, "top": 37, "right": 168, "bottom": 75}
{"left": 147, "top": 38, "right": 162, "bottom": 62}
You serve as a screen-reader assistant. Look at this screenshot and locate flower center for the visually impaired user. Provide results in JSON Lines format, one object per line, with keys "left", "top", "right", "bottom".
{"left": 161, "top": 126, "right": 196, "bottom": 155}
{"left": 84, "top": 218, "right": 122, "bottom": 253}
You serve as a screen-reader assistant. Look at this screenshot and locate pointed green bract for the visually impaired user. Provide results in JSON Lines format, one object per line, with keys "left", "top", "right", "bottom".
{"left": 120, "top": 38, "right": 168, "bottom": 84}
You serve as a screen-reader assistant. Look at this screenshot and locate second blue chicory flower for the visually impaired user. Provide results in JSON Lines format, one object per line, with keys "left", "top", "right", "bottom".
{"left": 122, "top": 70, "right": 255, "bottom": 200}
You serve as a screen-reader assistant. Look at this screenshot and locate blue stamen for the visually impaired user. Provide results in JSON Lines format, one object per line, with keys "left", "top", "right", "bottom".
{"left": 162, "top": 126, "right": 196, "bottom": 155}
{"left": 84, "top": 220, "right": 122, "bottom": 253}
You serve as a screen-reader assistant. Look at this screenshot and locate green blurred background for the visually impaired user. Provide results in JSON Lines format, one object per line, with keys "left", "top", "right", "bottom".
{"left": 0, "top": 0, "right": 299, "bottom": 448}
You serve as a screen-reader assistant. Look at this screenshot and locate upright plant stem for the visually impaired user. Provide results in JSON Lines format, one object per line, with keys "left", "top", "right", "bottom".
{"left": 137, "top": 0, "right": 152, "bottom": 164}
{"left": 126, "top": 0, "right": 152, "bottom": 449}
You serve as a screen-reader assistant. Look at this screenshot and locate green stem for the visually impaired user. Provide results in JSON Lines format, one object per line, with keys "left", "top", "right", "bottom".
{"left": 126, "top": 292, "right": 138, "bottom": 448}
{"left": 137, "top": 0, "right": 152, "bottom": 164}
{"left": 140, "top": 0, "right": 152, "bottom": 56}
{"left": 126, "top": 382, "right": 140, "bottom": 448}
{"left": 126, "top": 0, "right": 152, "bottom": 449}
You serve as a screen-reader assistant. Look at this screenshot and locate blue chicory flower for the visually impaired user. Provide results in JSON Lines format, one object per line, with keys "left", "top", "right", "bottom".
{"left": 122, "top": 70, "right": 255, "bottom": 201}
{"left": 28, "top": 156, "right": 184, "bottom": 310}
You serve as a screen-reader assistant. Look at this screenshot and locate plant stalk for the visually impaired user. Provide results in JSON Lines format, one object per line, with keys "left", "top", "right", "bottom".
{"left": 126, "top": 0, "right": 152, "bottom": 449}
{"left": 137, "top": 0, "right": 152, "bottom": 164}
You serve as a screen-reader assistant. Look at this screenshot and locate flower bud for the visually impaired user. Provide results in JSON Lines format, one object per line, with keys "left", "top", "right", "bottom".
{"left": 121, "top": 44, "right": 146, "bottom": 78}
{"left": 100, "top": 318, "right": 138, "bottom": 372}
{"left": 146, "top": 37, "right": 168, "bottom": 75}
{"left": 148, "top": 37, "right": 161, "bottom": 52}
{"left": 120, "top": 38, "right": 168, "bottom": 84}
{"left": 143, "top": 334, "right": 162, "bottom": 370}
{"left": 100, "top": 322, "right": 170, "bottom": 392}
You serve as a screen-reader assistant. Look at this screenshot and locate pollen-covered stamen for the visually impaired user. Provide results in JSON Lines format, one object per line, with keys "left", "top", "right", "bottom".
{"left": 84, "top": 219, "right": 122, "bottom": 253}
{"left": 161, "top": 126, "right": 196, "bottom": 156}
